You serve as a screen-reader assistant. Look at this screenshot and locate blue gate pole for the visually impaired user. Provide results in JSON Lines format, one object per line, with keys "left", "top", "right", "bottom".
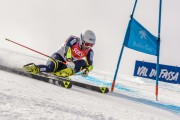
{"left": 111, "top": 0, "right": 138, "bottom": 92}
{"left": 155, "top": 0, "right": 162, "bottom": 101}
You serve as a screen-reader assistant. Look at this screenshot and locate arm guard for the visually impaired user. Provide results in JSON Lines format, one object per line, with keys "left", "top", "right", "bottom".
{"left": 64, "top": 36, "right": 78, "bottom": 61}
{"left": 66, "top": 47, "right": 72, "bottom": 61}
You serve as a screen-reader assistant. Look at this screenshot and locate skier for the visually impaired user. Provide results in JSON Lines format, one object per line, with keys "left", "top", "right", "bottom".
{"left": 24, "top": 30, "right": 96, "bottom": 78}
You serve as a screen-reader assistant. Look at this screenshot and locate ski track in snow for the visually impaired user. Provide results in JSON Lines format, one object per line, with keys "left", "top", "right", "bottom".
{"left": 0, "top": 71, "right": 114, "bottom": 120}
{"left": 72, "top": 74, "right": 180, "bottom": 114}
{"left": 0, "top": 48, "right": 180, "bottom": 120}
{"left": 1, "top": 71, "right": 180, "bottom": 120}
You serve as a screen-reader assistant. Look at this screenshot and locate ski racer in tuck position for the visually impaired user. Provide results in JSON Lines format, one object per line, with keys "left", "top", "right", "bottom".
{"left": 24, "top": 30, "right": 96, "bottom": 78}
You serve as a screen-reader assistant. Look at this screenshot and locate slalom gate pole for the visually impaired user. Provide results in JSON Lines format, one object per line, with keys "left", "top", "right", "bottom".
{"left": 111, "top": 0, "right": 138, "bottom": 92}
{"left": 155, "top": 0, "right": 162, "bottom": 101}
{"left": 5, "top": 38, "right": 67, "bottom": 65}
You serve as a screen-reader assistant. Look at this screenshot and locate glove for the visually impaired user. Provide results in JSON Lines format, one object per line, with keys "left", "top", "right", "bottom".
{"left": 81, "top": 68, "right": 89, "bottom": 77}
{"left": 66, "top": 61, "right": 75, "bottom": 70}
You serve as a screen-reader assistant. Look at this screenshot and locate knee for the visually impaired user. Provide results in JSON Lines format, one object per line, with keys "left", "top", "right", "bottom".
{"left": 73, "top": 60, "right": 86, "bottom": 72}
{"left": 81, "top": 60, "right": 87, "bottom": 66}
{"left": 46, "top": 62, "right": 56, "bottom": 72}
{"left": 46, "top": 65, "right": 55, "bottom": 72}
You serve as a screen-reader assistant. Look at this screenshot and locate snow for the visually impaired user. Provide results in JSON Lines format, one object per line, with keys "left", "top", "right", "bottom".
{"left": 0, "top": 0, "right": 180, "bottom": 119}
{"left": 0, "top": 49, "right": 180, "bottom": 120}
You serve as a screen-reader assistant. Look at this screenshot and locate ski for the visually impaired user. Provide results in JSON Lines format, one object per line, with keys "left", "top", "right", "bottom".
{"left": 71, "top": 80, "right": 109, "bottom": 93}
{"left": 0, "top": 65, "right": 109, "bottom": 93}
{"left": 42, "top": 72, "right": 109, "bottom": 93}
{"left": 0, "top": 65, "right": 72, "bottom": 89}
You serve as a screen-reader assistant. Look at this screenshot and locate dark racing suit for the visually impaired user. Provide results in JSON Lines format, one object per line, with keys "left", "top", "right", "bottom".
{"left": 37, "top": 35, "right": 94, "bottom": 73}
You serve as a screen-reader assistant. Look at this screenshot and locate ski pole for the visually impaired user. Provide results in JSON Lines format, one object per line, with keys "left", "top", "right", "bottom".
{"left": 5, "top": 38, "right": 67, "bottom": 65}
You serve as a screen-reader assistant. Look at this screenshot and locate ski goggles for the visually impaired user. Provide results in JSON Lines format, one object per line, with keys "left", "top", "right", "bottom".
{"left": 82, "top": 41, "right": 94, "bottom": 48}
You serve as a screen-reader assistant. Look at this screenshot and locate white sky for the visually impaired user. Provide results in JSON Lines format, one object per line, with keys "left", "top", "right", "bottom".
{"left": 0, "top": 0, "right": 180, "bottom": 76}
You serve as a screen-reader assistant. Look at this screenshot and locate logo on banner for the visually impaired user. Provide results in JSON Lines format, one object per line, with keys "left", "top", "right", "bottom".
{"left": 139, "top": 30, "right": 147, "bottom": 40}
{"left": 134, "top": 60, "right": 180, "bottom": 84}
{"left": 137, "top": 66, "right": 179, "bottom": 81}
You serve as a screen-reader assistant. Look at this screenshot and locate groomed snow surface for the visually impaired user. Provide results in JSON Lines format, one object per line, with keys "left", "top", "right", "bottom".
{"left": 0, "top": 48, "right": 180, "bottom": 120}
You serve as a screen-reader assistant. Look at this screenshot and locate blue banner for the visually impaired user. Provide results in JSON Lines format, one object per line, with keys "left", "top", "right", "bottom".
{"left": 134, "top": 60, "right": 180, "bottom": 84}
{"left": 124, "top": 18, "right": 159, "bottom": 56}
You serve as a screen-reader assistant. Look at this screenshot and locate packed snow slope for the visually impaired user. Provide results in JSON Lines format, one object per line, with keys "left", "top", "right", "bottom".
{"left": 0, "top": 70, "right": 179, "bottom": 120}
{"left": 0, "top": 49, "right": 180, "bottom": 120}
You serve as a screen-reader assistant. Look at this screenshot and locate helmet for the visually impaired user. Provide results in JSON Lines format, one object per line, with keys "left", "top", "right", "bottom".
{"left": 80, "top": 30, "right": 96, "bottom": 48}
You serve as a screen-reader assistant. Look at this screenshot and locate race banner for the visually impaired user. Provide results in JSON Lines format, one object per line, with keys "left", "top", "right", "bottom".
{"left": 134, "top": 60, "right": 180, "bottom": 84}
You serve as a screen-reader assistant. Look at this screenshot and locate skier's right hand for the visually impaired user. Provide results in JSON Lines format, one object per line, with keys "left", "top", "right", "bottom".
{"left": 81, "top": 68, "right": 89, "bottom": 77}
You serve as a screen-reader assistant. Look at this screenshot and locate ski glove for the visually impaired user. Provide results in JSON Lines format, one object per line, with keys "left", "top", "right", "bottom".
{"left": 66, "top": 61, "right": 75, "bottom": 70}
{"left": 81, "top": 68, "right": 89, "bottom": 77}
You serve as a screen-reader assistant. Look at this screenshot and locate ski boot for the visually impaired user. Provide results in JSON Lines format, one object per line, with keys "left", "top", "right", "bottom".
{"left": 23, "top": 63, "right": 40, "bottom": 74}
{"left": 53, "top": 68, "right": 75, "bottom": 80}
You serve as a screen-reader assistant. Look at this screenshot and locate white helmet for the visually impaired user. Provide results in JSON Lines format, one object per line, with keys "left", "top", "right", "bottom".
{"left": 80, "top": 30, "right": 96, "bottom": 48}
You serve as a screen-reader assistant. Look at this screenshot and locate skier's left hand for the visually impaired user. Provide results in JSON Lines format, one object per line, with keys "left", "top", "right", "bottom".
{"left": 66, "top": 61, "right": 75, "bottom": 70}
{"left": 81, "top": 68, "right": 89, "bottom": 77}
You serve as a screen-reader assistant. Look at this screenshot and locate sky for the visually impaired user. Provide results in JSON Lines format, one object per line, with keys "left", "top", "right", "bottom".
{"left": 0, "top": 49, "right": 180, "bottom": 120}
{"left": 0, "top": 0, "right": 180, "bottom": 76}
